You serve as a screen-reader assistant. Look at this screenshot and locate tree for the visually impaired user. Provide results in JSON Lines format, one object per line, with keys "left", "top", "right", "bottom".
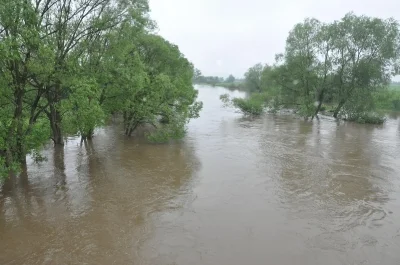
{"left": 284, "top": 18, "right": 321, "bottom": 117}
{"left": 244, "top": 63, "right": 264, "bottom": 92}
{"left": 236, "top": 13, "right": 400, "bottom": 123}
{"left": 330, "top": 13, "right": 399, "bottom": 118}
{"left": 193, "top": 68, "right": 202, "bottom": 83}
{"left": 268, "top": 13, "right": 399, "bottom": 120}
{"left": 86, "top": 28, "right": 202, "bottom": 141}
{"left": 62, "top": 79, "right": 105, "bottom": 141}
{"left": 0, "top": 0, "right": 49, "bottom": 168}
{"left": 225, "top": 74, "right": 235, "bottom": 83}
{"left": 0, "top": 0, "right": 202, "bottom": 180}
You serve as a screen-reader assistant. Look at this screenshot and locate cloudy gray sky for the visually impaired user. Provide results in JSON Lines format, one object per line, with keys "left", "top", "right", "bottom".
{"left": 150, "top": 0, "right": 400, "bottom": 78}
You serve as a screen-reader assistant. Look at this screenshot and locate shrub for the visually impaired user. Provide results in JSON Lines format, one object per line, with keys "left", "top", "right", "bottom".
{"left": 231, "top": 93, "right": 267, "bottom": 115}
{"left": 346, "top": 112, "right": 386, "bottom": 124}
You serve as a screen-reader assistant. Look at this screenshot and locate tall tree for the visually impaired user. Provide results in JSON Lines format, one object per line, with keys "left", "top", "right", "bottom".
{"left": 29, "top": 0, "right": 151, "bottom": 145}
{"left": 244, "top": 63, "right": 264, "bottom": 92}
{"left": 122, "top": 33, "right": 202, "bottom": 141}
{"left": 330, "top": 13, "right": 400, "bottom": 118}
{"left": 0, "top": 0, "right": 47, "bottom": 167}
{"left": 0, "top": 0, "right": 202, "bottom": 180}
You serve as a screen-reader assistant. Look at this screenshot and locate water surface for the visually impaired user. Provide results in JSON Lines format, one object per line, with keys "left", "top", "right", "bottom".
{"left": 1, "top": 85, "right": 400, "bottom": 265}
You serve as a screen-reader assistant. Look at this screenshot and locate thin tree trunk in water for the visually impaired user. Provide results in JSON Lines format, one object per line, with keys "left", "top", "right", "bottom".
{"left": 48, "top": 104, "right": 64, "bottom": 145}
{"left": 87, "top": 128, "right": 94, "bottom": 140}
{"left": 333, "top": 100, "right": 346, "bottom": 119}
{"left": 312, "top": 101, "right": 323, "bottom": 121}
{"left": 16, "top": 121, "right": 26, "bottom": 164}
{"left": 128, "top": 127, "right": 134, "bottom": 137}
{"left": 46, "top": 80, "right": 64, "bottom": 146}
{"left": 15, "top": 89, "right": 26, "bottom": 164}
{"left": 123, "top": 111, "right": 128, "bottom": 127}
{"left": 126, "top": 122, "right": 139, "bottom": 137}
{"left": 312, "top": 89, "right": 325, "bottom": 120}
{"left": 6, "top": 88, "right": 26, "bottom": 166}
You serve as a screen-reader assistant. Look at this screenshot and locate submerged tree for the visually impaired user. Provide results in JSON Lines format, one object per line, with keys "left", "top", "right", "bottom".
{"left": 121, "top": 34, "right": 202, "bottom": 140}
{"left": 244, "top": 63, "right": 264, "bottom": 92}
{"left": 237, "top": 13, "right": 400, "bottom": 122}
{"left": 0, "top": 0, "right": 202, "bottom": 180}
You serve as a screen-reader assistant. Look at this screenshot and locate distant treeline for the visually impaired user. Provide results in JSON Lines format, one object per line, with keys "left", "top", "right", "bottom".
{"left": 193, "top": 70, "right": 246, "bottom": 90}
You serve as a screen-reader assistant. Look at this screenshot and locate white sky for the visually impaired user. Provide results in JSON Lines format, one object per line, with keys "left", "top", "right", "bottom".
{"left": 149, "top": 0, "right": 400, "bottom": 78}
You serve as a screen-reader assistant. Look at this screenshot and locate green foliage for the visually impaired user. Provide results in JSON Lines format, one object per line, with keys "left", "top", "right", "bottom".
{"left": 146, "top": 116, "right": 187, "bottom": 143}
{"left": 117, "top": 33, "right": 202, "bottom": 140}
{"left": 220, "top": 94, "right": 231, "bottom": 105}
{"left": 62, "top": 79, "right": 105, "bottom": 139}
{"left": 389, "top": 83, "right": 400, "bottom": 90}
{"left": 244, "top": 63, "right": 264, "bottom": 92}
{"left": 345, "top": 112, "right": 386, "bottom": 124}
{"left": 241, "top": 13, "right": 400, "bottom": 123}
{"left": 373, "top": 89, "right": 400, "bottom": 111}
{"left": 0, "top": 0, "right": 202, "bottom": 179}
{"left": 221, "top": 93, "right": 267, "bottom": 115}
{"left": 25, "top": 118, "right": 51, "bottom": 152}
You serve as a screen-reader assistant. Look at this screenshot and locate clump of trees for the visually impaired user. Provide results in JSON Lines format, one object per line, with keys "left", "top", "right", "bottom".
{"left": 0, "top": 0, "right": 202, "bottom": 180}
{"left": 226, "top": 13, "right": 400, "bottom": 121}
{"left": 225, "top": 74, "right": 236, "bottom": 83}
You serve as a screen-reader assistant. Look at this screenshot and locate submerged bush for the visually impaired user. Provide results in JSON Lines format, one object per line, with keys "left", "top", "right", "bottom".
{"left": 345, "top": 112, "right": 386, "bottom": 124}
{"left": 232, "top": 97, "right": 264, "bottom": 115}
{"left": 220, "top": 93, "right": 267, "bottom": 115}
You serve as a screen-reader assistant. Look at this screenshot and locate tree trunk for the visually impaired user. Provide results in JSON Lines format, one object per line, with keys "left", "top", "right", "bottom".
{"left": 312, "top": 101, "right": 323, "bottom": 121}
{"left": 312, "top": 89, "right": 325, "bottom": 120}
{"left": 87, "top": 128, "right": 94, "bottom": 140}
{"left": 48, "top": 104, "right": 64, "bottom": 145}
{"left": 126, "top": 122, "right": 139, "bottom": 137}
{"left": 333, "top": 100, "right": 346, "bottom": 119}
{"left": 16, "top": 122, "right": 26, "bottom": 164}
{"left": 15, "top": 89, "right": 26, "bottom": 164}
{"left": 6, "top": 88, "right": 26, "bottom": 166}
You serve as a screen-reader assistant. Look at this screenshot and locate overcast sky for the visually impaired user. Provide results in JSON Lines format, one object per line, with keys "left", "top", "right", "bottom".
{"left": 149, "top": 0, "right": 400, "bottom": 78}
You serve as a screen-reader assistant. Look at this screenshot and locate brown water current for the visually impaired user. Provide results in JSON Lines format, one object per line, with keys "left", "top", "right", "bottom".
{"left": 1, "top": 85, "right": 400, "bottom": 265}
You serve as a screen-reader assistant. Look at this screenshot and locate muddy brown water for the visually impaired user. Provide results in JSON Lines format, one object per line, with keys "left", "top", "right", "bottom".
{"left": 1, "top": 85, "right": 400, "bottom": 265}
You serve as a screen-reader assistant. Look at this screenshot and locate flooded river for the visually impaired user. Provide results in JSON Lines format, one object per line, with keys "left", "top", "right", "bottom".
{"left": 1, "top": 85, "right": 400, "bottom": 265}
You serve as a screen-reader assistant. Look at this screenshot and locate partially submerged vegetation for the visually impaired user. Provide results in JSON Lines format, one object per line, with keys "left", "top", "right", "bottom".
{"left": 220, "top": 93, "right": 268, "bottom": 115}
{"left": 0, "top": 0, "right": 202, "bottom": 180}
{"left": 221, "top": 13, "right": 400, "bottom": 124}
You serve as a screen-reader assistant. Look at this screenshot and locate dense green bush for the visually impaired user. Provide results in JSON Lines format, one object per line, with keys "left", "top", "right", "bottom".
{"left": 232, "top": 98, "right": 264, "bottom": 115}
{"left": 221, "top": 93, "right": 267, "bottom": 115}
